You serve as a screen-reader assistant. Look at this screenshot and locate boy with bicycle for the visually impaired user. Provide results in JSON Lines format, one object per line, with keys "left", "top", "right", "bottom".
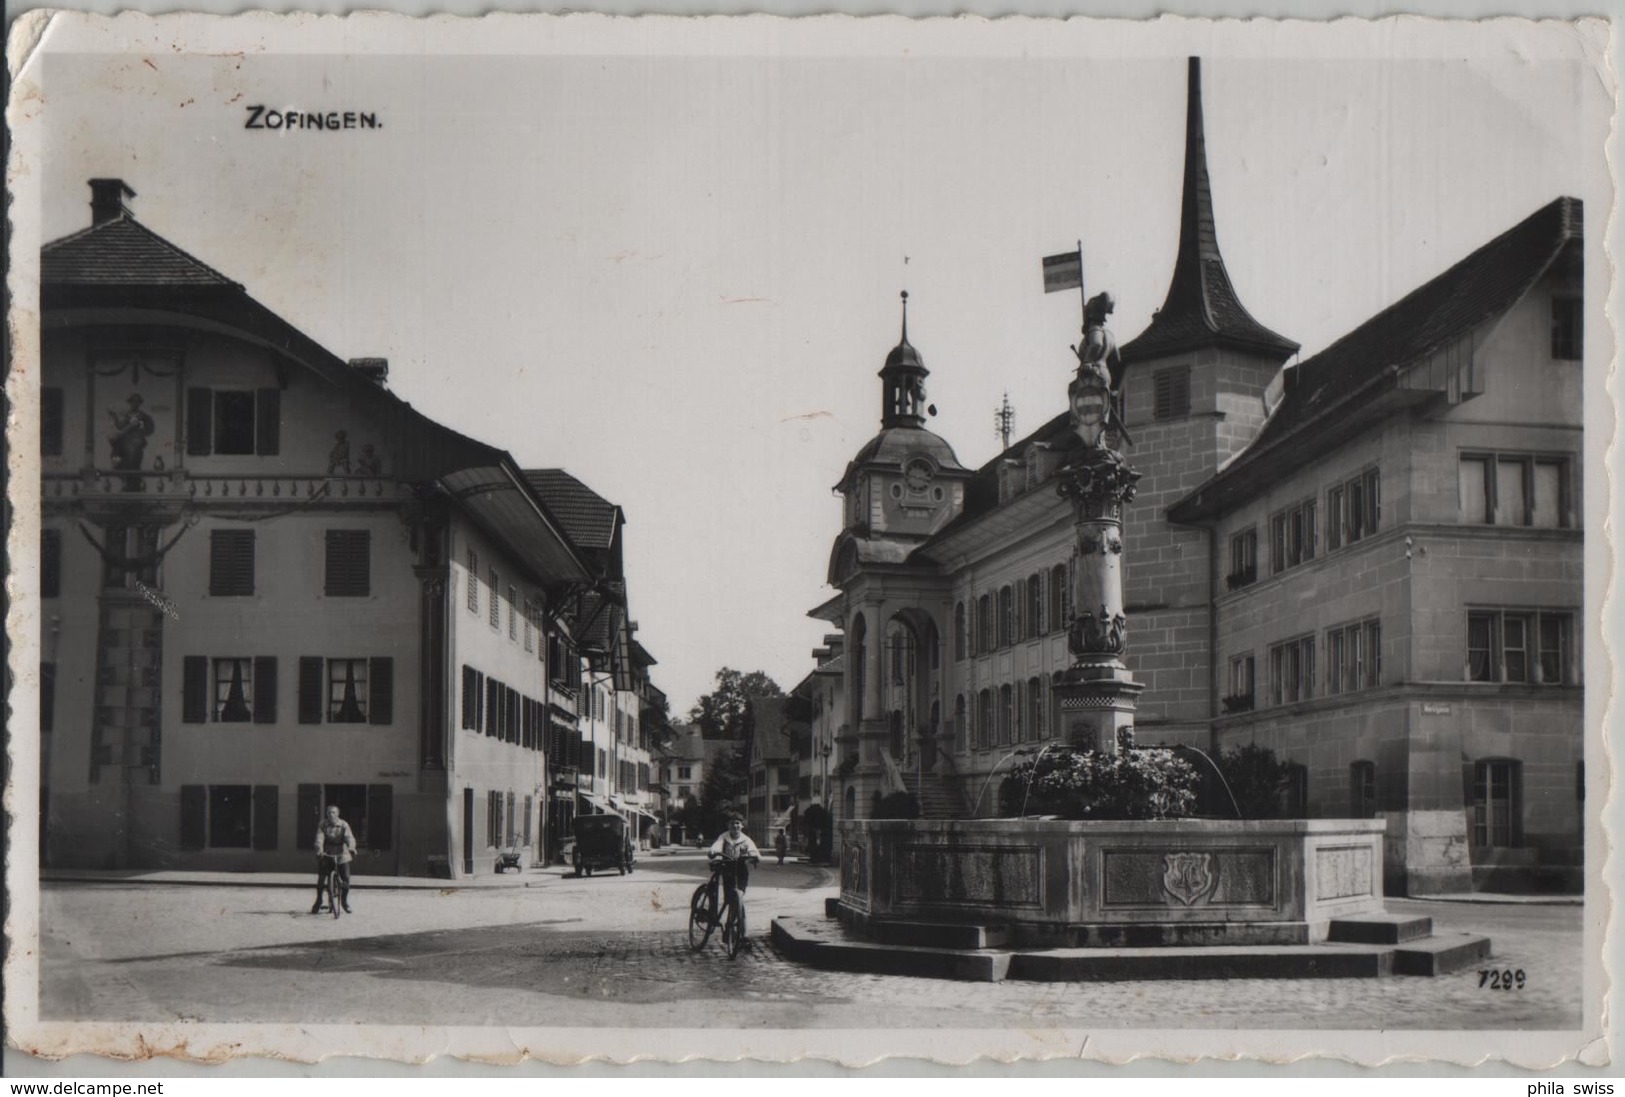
{"left": 311, "top": 804, "right": 357, "bottom": 914}
{"left": 703, "top": 815, "right": 761, "bottom": 925}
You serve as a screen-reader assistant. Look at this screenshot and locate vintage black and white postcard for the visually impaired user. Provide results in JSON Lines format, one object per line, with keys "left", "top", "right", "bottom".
{"left": 4, "top": 11, "right": 1616, "bottom": 1072}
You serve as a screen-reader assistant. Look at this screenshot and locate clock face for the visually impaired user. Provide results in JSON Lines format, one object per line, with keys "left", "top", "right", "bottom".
{"left": 904, "top": 459, "right": 934, "bottom": 492}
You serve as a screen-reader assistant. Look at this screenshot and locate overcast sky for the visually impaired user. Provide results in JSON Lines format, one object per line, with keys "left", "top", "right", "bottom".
{"left": 29, "top": 18, "right": 1610, "bottom": 714}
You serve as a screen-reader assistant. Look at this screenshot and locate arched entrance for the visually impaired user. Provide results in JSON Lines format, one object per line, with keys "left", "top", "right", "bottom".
{"left": 881, "top": 609, "right": 941, "bottom": 782}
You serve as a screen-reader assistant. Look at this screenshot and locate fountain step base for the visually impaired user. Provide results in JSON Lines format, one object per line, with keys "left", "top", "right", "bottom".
{"left": 1326, "top": 914, "right": 1435, "bottom": 944}
{"left": 1391, "top": 933, "right": 1494, "bottom": 975}
{"left": 771, "top": 914, "right": 1491, "bottom": 983}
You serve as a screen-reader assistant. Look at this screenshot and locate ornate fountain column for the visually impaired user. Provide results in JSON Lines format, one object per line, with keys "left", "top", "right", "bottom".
{"left": 1050, "top": 292, "right": 1143, "bottom": 754}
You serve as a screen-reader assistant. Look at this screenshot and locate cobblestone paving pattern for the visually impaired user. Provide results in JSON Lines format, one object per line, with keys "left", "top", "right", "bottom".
{"left": 38, "top": 867, "right": 1585, "bottom": 1031}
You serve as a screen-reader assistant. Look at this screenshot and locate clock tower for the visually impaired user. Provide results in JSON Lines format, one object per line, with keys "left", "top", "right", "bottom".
{"left": 829, "top": 292, "right": 970, "bottom": 575}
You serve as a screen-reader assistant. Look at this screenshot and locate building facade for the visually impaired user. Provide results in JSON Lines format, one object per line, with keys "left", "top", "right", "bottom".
{"left": 807, "top": 62, "right": 1585, "bottom": 894}
{"left": 37, "top": 179, "right": 638, "bottom": 877}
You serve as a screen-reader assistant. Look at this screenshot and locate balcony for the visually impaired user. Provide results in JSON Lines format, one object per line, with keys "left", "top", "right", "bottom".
{"left": 44, "top": 469, "right": 410, "bottom": 518}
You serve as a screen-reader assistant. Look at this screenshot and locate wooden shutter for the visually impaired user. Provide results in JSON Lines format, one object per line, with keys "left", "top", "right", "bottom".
{"left": 209, "top": 530, "right": 255, "bottom": 596}
{"left": 186, "top": 388, "right": 214, "bottom": 455}
{"left": 486, "top": 678, "right": 500, "bottom": 737}
{"left": 253, "top": 656, "right": 278, "bottom": 723}
{"left": 182, "top": 656, "right": 208, "bottom": 723}
{"left": 368, "top": 657, "right": 394, "bottom": 725}
{"left": 296, "top": 783, "right": 321, "bottom": 851}
{"left": 255, "top": 388, "right": 281, "bottom": 455}
{"left": 1014, "top": 579, "right": 1026, "bottom": 641}
{"left": 366, "top": 784, "right": 394, "bottom": 850}
{"left": 298, "top": 657, "right": 324, "bottom": 724}
{"left": 41, "top": 387, "right": 64, "bottom": 456}
{"left": 41, "top": 529, "right": 61, "bottom": 599}
{"left": 461, "top": 665, "right": 476, "bottom": 730}
{"left": 180, "top": 785, "right": 207, "bottom": 850}
{"left": 324, "top": 530, "right": 371, "bottom": 597}
{"left": 252, "top": 785, "right": 279, "bottom": 850}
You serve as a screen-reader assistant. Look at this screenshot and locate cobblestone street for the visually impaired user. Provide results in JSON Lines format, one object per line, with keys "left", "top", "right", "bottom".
{"left": 36, "top": 852, "right": 1586, "bottom": 1032}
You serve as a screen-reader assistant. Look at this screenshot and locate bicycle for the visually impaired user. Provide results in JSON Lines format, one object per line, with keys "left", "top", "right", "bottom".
{"left": 314, "top": 853, "right": 344, "bottom": 920}
{"left": 688, "top": 857, "right": 754, "bottom": 958}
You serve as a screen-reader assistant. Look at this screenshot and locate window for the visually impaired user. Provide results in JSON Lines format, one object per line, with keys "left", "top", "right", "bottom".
{"left": 976, "top": 594, "right": 992, "bottom": 655}
{"left": 488, "top": 568, "right": 500, "bottom": 628}
{"left": 1227, "top": 529, "right": 1257, "bottom": 590}
{"left": 1467, "top": 609, "right": 1573, "bottom": 684}
{"left": 214, "top": 657, "right": 255, "bottom": 722}
{"left": 209, "top": 530, "right": 256, "bottom": 596}
{"left": 183, "top": 655, "right": 275, "bottom": 724}
{"left": 976, "top": 689, "right": 993, "bottom": 750}
{"left": 998, "top": 684, "right": 1013, "bottom": 746}
{"left": 324, "top": 530, "right": 371, "bottom": 596}
{"left": 1327, "top": 619, "right": 1381, "bottom": 694}
{"left": 1048, "top": 562, "right": 1072, "bottom": 631}
{"left": 1223, "top": 655, "right": 1255, "bottom": 713}
{"left": 208, "top": 785, "right": 253, "bottom": 847}
{"left": 678, "top": 765, "right": 692, "bottom": 780}
{"left": 1327, "top": 469, "right": 1381, "bottom": 549}
{"left": 186, "top": 387, "right": 281, "bottom": 456}
{"left": 1026, "top": 676, "right": 1043, "bottom": 739}
{"left": 1350, "top": 761, "right": 1377, "bottom": 819}
{"left": 953, "top": 601, "right": 966, "bottom": 661}
{"left": 1551, "top": 296, "right": 1582, "bottom": 361}
{"left": 298, "top": 656, "right": 393, "bottom": 724}
{"left": 997, "top": 586, "right": 1014, "bottom": 648}
{"left": 1267, "top": 636, "right": 1315, "bottom": 706}
{"left": 507, "top": 585, "right": 518, "bottom": 640}
{"left": 1471, "top": 759, "right": 1521, "bottom": 846}
{"left": 1460, "top": 453, "right": 1572, "bottom": 528}
{"left": 1270, "top": 500, "right": 1316, "bottom": 573}
{"left": 466, "top": 549, "right": 480, "bottom": 614}
{"left": 1153, "top": 366, "right": 1191, "bottom": 420}
{"left": 1026, "top": 574, "right": 1043, "bottom": 639}
{"left": 487, "top": 790, "right": 503, "bottom": 848}
{"left": 523, "top": 600, "right": 534, "bottom": 652}
{"left": 954, "top": 694, "right": 967, "bottom": 754}
{"left": 181, "top": 784, "right": 278, "bottom": 851}
{"left": 41, "top": 529, "right": 61, "bottom": 599}
{"left": 41, "top": 387, "right": 64, "bottom": 456}
{"left": 327, "top": 658, "right": 370, "bottom": 722}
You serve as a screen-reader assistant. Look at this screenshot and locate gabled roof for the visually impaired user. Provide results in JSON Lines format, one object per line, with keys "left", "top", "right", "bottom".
{"left": 1171, "top": 196, "right": 1583, "bottom": 522}
{"left": 41, "top": 184, "right": 593, "bottom": 588}
{"left": 524, "top": 469, "right": 621, "bottom": 552}
{"left": 43, "top": 214, "right": 241, "bottom": 288}
{"left": 1121, "top": 59, "right": 1297, "bottom": 365}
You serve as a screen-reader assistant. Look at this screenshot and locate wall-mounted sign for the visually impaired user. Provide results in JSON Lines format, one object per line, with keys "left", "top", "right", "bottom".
{"left": 1421, "top": 702, "right": 1452, "bottom": 716}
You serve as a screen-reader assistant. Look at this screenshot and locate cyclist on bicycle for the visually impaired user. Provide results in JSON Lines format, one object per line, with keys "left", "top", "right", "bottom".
{"left": 311, "top": 804, "right": 357, "bottom": 914}
{"left": 703, "top": 815, "right": 760, "bottom": 924}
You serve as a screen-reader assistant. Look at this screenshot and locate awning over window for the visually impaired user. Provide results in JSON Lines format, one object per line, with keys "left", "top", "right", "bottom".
{"left": 578, "top": 793, "right": 613, "bottom": 813}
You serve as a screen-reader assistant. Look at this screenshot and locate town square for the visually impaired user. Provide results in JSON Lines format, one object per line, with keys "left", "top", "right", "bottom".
{"left": 6, "top": 11, "right": 1613, "bottom": 1072}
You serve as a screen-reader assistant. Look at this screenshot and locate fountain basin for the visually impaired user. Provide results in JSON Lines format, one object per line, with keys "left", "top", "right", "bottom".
{"left": 837, "top": 818, "right": 1387, "bottom": 948}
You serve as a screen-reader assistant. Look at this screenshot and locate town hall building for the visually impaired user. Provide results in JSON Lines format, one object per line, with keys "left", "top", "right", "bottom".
{"left": 806, "top": 60, "right": 1584, "bottom": 895}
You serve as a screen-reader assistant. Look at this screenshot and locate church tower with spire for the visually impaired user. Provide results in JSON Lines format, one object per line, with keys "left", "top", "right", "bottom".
{"left": 1115, "top": 58, "right": 1298, "bottom": 744}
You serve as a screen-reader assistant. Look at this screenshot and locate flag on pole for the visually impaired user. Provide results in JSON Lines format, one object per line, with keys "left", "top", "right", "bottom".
{"left": 1042, "top": 250, "right": 1083, "bottom": 294}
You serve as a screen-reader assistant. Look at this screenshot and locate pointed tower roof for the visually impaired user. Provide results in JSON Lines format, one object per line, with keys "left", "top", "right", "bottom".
{"left": 1121, "top": 58, "right": 1298, "bottom": 365}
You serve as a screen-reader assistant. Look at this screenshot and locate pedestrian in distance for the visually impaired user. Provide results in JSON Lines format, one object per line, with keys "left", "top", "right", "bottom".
{"left": 312, "top": 804, "right": 357, "bottom": 914}
{"left": 774, "top": 829, "right": 788, "bottom": 866}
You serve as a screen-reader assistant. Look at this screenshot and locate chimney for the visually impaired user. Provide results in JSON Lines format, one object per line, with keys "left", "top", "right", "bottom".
{"left": 89, "top": 178, "right": 135, "bottom": 226}
{"left": 348, "top": 358, "right": 389, "bottom": 386}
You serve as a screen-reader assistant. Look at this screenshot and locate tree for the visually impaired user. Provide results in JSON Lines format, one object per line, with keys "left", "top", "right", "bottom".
{"left": 696, "top": 744, "right": 750, "bottom": 841}
{"left": 688, "top": 668, "right": 785, "bottom": 840}
{"left": 688, "top": 667, "right": 784, "bottom": 742}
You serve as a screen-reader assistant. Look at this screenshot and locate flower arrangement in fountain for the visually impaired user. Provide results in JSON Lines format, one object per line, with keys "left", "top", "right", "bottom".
{"left": 998, "top": 744, "right": 1199, "bottom": 820}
